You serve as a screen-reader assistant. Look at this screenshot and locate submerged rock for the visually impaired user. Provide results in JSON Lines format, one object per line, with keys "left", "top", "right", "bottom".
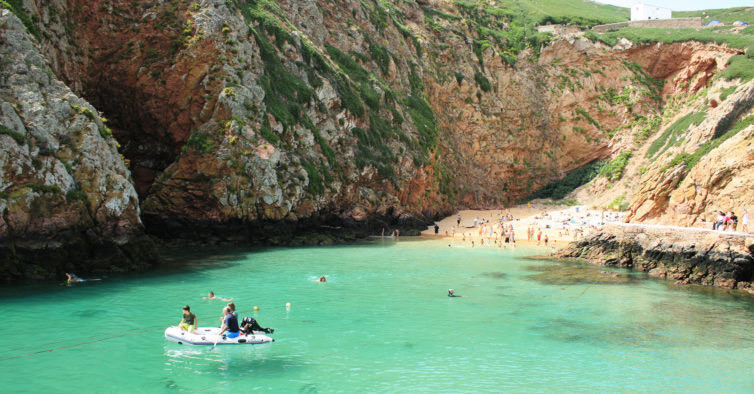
{"left": 526, "top": 262, "right": 637, "bottom": 285}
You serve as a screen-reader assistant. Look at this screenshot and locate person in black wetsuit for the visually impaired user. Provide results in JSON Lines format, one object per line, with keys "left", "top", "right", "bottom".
{"left": 434, "top": 224, "right": 440, "bottom": 234}
{"left": 219, "top": 306, "right": 240, "bottom": 338}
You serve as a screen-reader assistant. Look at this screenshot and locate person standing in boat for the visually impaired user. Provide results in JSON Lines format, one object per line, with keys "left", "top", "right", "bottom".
{"left": 219, "top": 306, "right": 241, "bottom": 338}
{"left": 179, "top": 305, "right": 198, "bottom": 334}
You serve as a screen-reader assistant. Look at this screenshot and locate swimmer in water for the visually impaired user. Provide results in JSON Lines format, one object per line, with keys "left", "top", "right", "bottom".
{"left": 203, "top": 291, "right": 233, "bottom": 301}
{"left": 318, "top": 276, "right": 327, "bottom": 282}
{"left": 448, "top": 289, "right": 464, "bottom": 298}
{"left": 65, "top": 273, "right": 84, "bottom": 285}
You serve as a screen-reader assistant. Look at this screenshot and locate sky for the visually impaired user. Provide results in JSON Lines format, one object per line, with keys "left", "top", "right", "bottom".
{"left": 593, "top": 0, "right": 754, "bottom": 11}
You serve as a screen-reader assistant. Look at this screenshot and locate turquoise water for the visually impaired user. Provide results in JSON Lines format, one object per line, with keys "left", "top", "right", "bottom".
{"left": 2, "top": 238, "right": 754, "bottom": 392}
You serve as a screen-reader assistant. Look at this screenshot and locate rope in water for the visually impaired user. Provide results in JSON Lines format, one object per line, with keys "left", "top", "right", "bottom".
{"left": 191, "top": 338, "right": 381, "bottom": 393}
{"left": 0, "top": 325, "right": 166, "bottom": 355}
{"left": 0, "top": 326, "right": 164, "bottom": 362}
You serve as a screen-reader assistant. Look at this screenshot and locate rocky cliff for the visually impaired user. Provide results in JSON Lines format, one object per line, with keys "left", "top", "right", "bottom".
{"left": 1, "top": 0, "right": 752, "bottom": 278}
{"left": 557, "top": 224, "right": 754, "bottom": 293}
{"left": 0, "top": 9, "right": 158, "bottom": 279}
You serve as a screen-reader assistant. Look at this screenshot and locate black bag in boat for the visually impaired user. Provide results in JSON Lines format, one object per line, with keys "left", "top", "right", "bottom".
{"left": 241, "top": 316, "right": 274, "bottom": 334}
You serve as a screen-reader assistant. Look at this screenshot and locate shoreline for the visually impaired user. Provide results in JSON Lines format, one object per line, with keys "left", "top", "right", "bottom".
{"left": 419, "top": 203, "right": 626, "bottom": 251}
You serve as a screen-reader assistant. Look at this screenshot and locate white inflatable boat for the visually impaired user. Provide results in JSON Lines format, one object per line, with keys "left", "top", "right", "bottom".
{"left": 164, "top": 326, "right": 274, "bottom": 346}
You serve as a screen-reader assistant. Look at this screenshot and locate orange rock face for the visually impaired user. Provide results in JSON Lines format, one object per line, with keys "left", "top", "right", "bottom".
{"left": 15, "top": 0, "right": 750, "bottom": 239}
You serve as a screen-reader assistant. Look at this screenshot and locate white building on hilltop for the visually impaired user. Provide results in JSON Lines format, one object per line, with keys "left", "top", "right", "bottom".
{"left": 631, "top": 3, "right": 672, "bottom": 21}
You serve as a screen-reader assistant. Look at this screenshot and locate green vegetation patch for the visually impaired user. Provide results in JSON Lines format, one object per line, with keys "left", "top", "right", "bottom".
{"left": 0, "top": 124, "right": 25, "bottom": 144}
{"left": 65, "top": 189, "right": 88, "bottom": 204}
{"left": 474, "top": 70, "right": 492, "bottom": 92}
{"left": 586, "top": 27, "right": 754, "bottom": 81}
{"left": 1, "top": 0, "right": 41, "bottom": 40}
{"left": 182, "top": 131, "right": 215, "bottom": 154}
{"left": 665, "top": 114, "right": 754, "bottom": 172}
{"left": 530, "top": 160, "right": 606, "bottom": 200}
{"left": 27, "top": 183, "right": 62, "bottom": 194}
{"left": 302, "top": 159, "right": 324, "bottom": 196}
{"left": 405, "top": 95, "right": 437, "bottom": 155}
{"left": 254, "top": 30, "right": 313, "bottom": 131}
{"left": 575, "top": 108, "right": 601, "bottom": 131}
{"left": 719, "top": 86, "right": 737, "bottom": 101}
{"left": 607, "top": 194, "right": 630, "bottom": 211}
{"left": 718, "top": 55, "right": 754, "bottom": 82}
{"left": 599, "top": 151, "right": 632, "bottom": 181}
{"left": 674, "top": 7, "right": 754, "bottom": 26}
{"left": 645, "top": 112, "right": 706, "bottom": 158}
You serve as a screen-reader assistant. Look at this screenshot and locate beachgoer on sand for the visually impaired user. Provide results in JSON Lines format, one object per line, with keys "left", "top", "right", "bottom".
{"left": 742, "top": 210, "right": 749, "bottom": 233}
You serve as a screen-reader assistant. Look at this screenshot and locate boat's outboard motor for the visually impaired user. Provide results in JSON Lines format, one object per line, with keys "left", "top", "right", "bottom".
{"left": 241, "top": 317, "right": 274, "bottom": 334}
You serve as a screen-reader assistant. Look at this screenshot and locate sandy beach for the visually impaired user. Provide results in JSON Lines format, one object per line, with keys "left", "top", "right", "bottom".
{"left": 420, "top": 202, "right": 627, "bottom": 250}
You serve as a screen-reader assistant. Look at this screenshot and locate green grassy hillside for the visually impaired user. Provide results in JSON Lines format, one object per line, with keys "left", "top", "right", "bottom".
{"left": 675, "top": 6, "right": 754, "bottom": 25}
{"left": 486, "top": 0, "right": 629, "bottom": 27}
{"left": 585, "top": 5, "right": 754, "bottom": 82}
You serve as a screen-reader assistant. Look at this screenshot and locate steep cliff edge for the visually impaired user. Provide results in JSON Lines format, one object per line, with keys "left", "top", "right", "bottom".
{"left": 0, "top": 10, "right": 158, "bottom": 279}
{"left": 1, "top": 0, "right": 752, "bottom": 278}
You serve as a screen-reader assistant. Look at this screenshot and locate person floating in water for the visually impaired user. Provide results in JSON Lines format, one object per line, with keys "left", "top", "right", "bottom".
{"left": 219, "top": 306, "right": 241, "bottom": 338}
{"left": 65, "top": 273, "right": 84, "bottom": 285}
{"left": 204, "top": 291, "right": 233, "bottom": 301}
{"left": 318, "top": 276, "right": 327, "bottom": 282}
{"left": 179, "top": 305, "right": 198, "bottom": 334}
{"left": 448, "top": 289, "right": 463, "bottom": 297}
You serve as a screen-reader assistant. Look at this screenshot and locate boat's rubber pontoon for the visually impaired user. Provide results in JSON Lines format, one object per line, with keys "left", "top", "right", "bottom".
{"left": 164, "top": 326, "right": 274, "bottom": 345}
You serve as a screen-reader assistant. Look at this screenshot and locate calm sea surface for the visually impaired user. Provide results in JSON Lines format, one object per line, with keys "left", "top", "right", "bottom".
{"left": 1, "top": 238, "right": 753, "bottom": 392}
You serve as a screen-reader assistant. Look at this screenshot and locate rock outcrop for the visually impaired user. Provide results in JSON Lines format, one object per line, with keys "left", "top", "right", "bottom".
{"left": 0, "top": 10, "right": 158, "bottom": 280}
{"left": 557, "top": 224, "right": 754, "bottom": 292}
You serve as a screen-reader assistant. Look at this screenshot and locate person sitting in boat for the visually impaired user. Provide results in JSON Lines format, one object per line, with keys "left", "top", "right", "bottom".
{"left": 179, "top": 305, "right": 198, "bottom": 334}
{"left": 241, "top": 316, "right": 275, "bottom": 335}
{"left": 204, "top": 291, "right": 233, "bottom": 302}
{"left": 219, "top": 306, "right": 241, "bottom": 338}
